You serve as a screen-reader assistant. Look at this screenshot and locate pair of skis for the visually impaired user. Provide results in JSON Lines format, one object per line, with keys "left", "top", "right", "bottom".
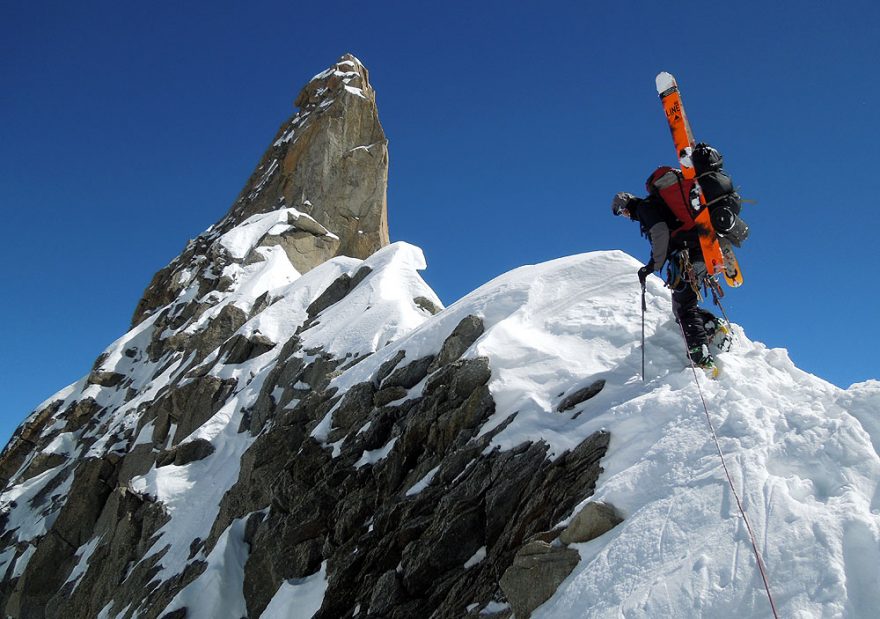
{"left": 656, "top": 72, "right": 743, "bottom": 288}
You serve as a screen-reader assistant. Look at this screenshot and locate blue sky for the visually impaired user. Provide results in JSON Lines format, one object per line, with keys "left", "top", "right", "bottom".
{"left": 2, "top": 1, "right": 878, "bottom": 445}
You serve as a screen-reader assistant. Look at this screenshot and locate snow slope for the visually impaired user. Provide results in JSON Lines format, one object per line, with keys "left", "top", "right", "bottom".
{"left": 2, "top": 243, "right": 878, "bottom": 618}
{"left": 319, "top": 249, "right": 880, "bottom": 618}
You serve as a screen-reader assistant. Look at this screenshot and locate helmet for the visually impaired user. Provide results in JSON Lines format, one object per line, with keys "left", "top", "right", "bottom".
{"left": 611, "top": 192, "right": 636, "bottom": 217}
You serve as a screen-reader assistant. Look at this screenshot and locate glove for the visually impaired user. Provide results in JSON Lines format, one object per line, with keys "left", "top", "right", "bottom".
{"left": 638, "top": 262, "right": 655, "bottom": 285}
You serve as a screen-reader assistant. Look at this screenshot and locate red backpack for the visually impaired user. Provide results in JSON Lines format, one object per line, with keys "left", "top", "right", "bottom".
{"left": 645, "top": 166, "right": 699, "bottom": 235}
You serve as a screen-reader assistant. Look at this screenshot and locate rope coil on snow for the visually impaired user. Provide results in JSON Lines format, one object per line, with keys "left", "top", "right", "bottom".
{"left": 676, "top": 320, "right": 780, "bottom": 619}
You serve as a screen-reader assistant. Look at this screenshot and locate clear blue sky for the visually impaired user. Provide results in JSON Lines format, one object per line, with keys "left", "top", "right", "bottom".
{"left": 2, "top": 1, "right": 878, "bottom": 445}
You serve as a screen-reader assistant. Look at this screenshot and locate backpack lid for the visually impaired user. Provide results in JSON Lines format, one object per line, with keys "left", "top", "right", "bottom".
{"left": 692, "top": 143, "right": 724, "bottom": 173}
{"left": 646, "top": 166, "right": 682, "bottom": 193}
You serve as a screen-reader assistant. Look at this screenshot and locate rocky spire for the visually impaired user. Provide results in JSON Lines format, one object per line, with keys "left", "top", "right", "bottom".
{"left": 131, "top": 53, "right": 390, "bottom": 327}
{"left": 231, "top": 53, "right": 389, "bottom": 259}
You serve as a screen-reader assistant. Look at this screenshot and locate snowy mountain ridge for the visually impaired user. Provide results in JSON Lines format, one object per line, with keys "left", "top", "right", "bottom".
{"left": 2, "top": 234, "right": 878, "bottom": 617}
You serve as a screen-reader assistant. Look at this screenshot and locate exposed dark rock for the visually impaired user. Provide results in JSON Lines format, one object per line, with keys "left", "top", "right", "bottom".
{"left": 156, "top": 439, "right": 216, "bottom": 468}
{"left": 369, "top": 569, "right": 405, "bottom": 615}
{"left": 382, "top": 355, "right": 434, "bottom": 390}
{"left": 557, "top": 379, "right": 606, "bottom": 412}
{"left": 250, "top": 291, "right": 273, "bottom": 318}
{"left": 499, "top": 541, "right": 581, "bottom": 618}
{"left": 63, "top": 397, "right": 103, "bottom": 433}
{"left": 193, "top": 304, "right": 248, "bottom": 358}
{"left": 19, "top": 453, "right": 67, "bottom": 482}
{"left": 432, "top": 315, "right": 485, "bottom": 370}
{"left": 375, "top": 350, "right": 406, "bottom": 386}
{"left": 87, "top": 371, "right": 126, "bottom": 388}
{"left": 5, "top": 531, "right": 75, "bottom": 617}
{"left": 373, "top": 386, "right": 408, "bottom": 407}
{"left": 45, "top": 487, "right": 170, "bottom": 617}
{"left": 449, "top": 357, "right": 492, "bottom": 404}
{"left": 331, "top": 382, "right": 376, "bottom": 435}
{"left": 527, "top": 526, "right": 567, "bottom": 545}
{"left": 221, "top": 333, "right": 277, "bottom": 365}
{"left": 189, "top": 537, "right": 204, "bottom": 560}
{"left": 148, "top": 376, "right": 237, "bottom": 447}
{"left": 174, "top": 439, "right": 215, "bottom": 466}
{"left": 52, "top": 457, "right": 119, "bottom": 548}
{"left": 11, "top": 457, "right": 120, "bottom": 616}
{"left": 0, "top": 400, "right": 64, "bottom": 490}
{"left": 118, "top": 444, "right": 157, "bottom": 484}
{"left": 306, "top": 266, "right": 373, "bottom": 320}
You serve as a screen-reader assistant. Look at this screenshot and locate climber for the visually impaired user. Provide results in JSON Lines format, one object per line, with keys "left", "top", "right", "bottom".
{"left": 611, "top": 189, "right": 723, "bottom": 373}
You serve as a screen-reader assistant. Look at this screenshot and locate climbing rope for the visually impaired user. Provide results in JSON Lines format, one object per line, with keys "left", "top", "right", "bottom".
{"left": 676, "top": 320, "right": 780, "bottom": 619}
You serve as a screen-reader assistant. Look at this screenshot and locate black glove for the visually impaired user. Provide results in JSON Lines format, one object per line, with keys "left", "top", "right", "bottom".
{"left": 638, "top": 262, "right": 655, "bottom": 285}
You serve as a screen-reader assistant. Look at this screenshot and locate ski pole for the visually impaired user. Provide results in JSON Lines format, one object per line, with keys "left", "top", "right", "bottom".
{"left": 641, "top": 281, "right": 647, "bottom": 381}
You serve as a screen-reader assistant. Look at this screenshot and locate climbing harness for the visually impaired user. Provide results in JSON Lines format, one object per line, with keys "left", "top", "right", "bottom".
{"left": 675, "top": 320, "right": 780, "bottom": 619}
{"left": 666, "top": 250, "right": 709, "bottom": 300}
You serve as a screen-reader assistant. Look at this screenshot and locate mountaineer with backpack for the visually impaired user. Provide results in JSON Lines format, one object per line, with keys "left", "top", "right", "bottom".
{"left": 612, "top": 143, "right": 745, "bottom": 374}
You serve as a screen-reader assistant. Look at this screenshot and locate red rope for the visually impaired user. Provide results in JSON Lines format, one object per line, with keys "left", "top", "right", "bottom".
{"left": 677, "top": 320, "right": 780, "bottom": 618}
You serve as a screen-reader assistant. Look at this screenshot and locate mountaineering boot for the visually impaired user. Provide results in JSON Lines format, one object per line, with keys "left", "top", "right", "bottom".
{"left": 689, "top": 345, "right": 719, "bottom": 378}
{"left": 703, "top": 315, "right": 733, "bottom": 352}
{"left": 712, "top": 319, "right": 732, "bottom": 352}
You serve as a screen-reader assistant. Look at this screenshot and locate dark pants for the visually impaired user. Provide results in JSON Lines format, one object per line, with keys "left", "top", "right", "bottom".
{"left": 669, "top": 250, "right": 716, "bottom": 353}
{"left": 672, "top": 285, "right": 708, "bottom": 352}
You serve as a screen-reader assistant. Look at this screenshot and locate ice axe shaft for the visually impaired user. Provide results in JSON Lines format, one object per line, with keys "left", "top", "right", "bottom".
{"left": 641, "top": 282, "right": 647, "bottom": 381}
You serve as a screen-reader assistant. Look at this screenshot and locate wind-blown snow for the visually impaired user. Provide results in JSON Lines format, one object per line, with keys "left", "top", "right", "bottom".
{"left": 217, "top": 207, "right": 331, "bottom": 260}
{"left": 299, "top": 242, "right": 441, "bottom": 358}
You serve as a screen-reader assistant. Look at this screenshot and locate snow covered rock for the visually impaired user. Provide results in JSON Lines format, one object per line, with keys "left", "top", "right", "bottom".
{"left": 558, "top": 501, "right": 622, "bottom": 545}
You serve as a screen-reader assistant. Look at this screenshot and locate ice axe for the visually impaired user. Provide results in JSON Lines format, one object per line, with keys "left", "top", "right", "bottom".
{"left": 641, "top": 281, "right": 647, "bottom": 381}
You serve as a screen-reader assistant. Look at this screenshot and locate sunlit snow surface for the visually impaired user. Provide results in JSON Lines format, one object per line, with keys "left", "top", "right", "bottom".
{"left": 3, "top": 243, "right": 879, "bottom": 619}
{"left": 326, "top": 249, "right": 880, "bottom": 618}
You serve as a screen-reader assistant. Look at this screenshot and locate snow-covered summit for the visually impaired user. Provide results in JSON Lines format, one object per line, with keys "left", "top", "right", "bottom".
{"left": 2, "top": 240, "right": 878, "bottom": 618}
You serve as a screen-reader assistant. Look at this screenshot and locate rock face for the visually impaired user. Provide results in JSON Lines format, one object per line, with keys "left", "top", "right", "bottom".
{"left": 131, "top": 53, "right": 390, "bottom": 328}
{"left": 558, "top": 501, "right": 622, "bottom": 546}
{"left": 499, "top": 501, "right": 624, "bottom": 618}
{"left": 499, "top": 541, "right": 581, "bottom": 618}
{"left": 0, "top": 55, "right": 612, "bottom": 619}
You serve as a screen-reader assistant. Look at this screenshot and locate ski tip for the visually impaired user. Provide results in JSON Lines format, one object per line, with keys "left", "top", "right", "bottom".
{"left": 655, "top": 71, "right": 676, "bottom": 95}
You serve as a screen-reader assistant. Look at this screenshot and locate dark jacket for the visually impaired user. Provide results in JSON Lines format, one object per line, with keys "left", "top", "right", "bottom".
{"left": 631, "top": 195, "right": 701, "bottom": 271}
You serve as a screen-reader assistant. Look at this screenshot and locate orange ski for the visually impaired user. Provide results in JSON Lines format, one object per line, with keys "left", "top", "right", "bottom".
{"left": 656, "top": 72, "right": 743, "bottom": 287}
